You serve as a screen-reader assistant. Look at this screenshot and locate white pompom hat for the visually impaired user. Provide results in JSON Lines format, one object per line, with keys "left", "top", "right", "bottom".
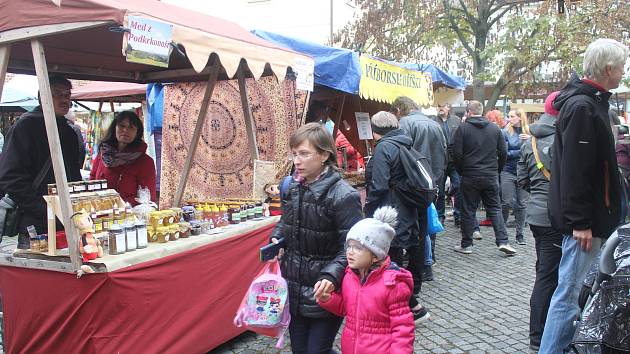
{"left": 346, "top": 206, "right": 398, "bottom": 260}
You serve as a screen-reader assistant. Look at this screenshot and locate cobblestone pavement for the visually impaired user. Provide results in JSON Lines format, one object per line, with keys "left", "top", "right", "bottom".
{"left": 210, "top": 213, "right": 537, "bottom": 353}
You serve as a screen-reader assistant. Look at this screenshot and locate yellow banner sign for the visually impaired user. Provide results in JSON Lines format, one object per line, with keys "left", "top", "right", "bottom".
{"left": 359, "top": 56, "right": 434, "bottom": 106}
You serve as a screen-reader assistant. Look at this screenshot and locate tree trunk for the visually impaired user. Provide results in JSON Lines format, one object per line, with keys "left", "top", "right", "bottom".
{"left": 485, "top": 77, "right": 509, "bottom": 114}
{"left": 472, "top": 56, "right": 486, "bottom": 104}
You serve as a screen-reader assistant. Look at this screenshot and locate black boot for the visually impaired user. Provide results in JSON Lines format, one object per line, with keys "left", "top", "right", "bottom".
{"left": 422, "top": 265, "right": 434, "bottom": 281}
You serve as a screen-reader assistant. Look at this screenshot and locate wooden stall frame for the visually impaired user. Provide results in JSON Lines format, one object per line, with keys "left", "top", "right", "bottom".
{"left": 31, "top": 39, "right": 82, "bottom": 271}
{"left": 0, "top": 12, "right": 311, "bottom": 274}
{"left": 237, "top": 64, "right": 260, "bottom": 161}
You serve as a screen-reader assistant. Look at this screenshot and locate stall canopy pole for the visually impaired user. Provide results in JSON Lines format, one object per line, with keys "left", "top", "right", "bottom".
{"left": 0, "top": 45, "right": 11, "bottom": 102}
{"left": 331, "top": 94, "right": 346, "bottom": 139}
{"left": 301, "top": 91, "right": 311, "bottom": 127}
{"left": 173, "top": 64, "right": 220, "bottom": 207}
{"left": 237, "top": 65, "right": 260, "bottom": 161}
{"left": 31, "top": 39, "right": 82, "bottom": 271}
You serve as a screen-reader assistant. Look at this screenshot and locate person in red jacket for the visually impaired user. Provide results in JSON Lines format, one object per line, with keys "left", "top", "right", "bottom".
{"left": 335, "top": 130, "right": 364, "bottom": 171}
{"left": 90, "top": 111, "right": 156, "bottom": 206}
{"left": 315, "top": 206, "right": 414, "bottom": 354}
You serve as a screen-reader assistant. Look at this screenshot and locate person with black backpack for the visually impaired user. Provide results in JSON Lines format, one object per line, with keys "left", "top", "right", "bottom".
{"left": 451, "top": 100, "right": 516, "bottom": 256}
{"left": 364, "top": 111, "right": 432, "bottom": 326}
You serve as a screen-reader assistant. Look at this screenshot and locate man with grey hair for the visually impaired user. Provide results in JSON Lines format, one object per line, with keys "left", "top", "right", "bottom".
{"left": 391, "top": 96, "right": 447, "bottom": 285}
{"left": 540, "top": 38, "right": 628, "bottom": 353}
{"left": 364, "top": 110, "right": 431, "bottom": 325}
{"left": 451, "top": 100, "right": 515, "bottom": 256}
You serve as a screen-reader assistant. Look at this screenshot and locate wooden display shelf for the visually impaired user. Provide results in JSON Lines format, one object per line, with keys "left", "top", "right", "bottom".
{"left": 42, "top": 189, "right": 121, "bottom": 256}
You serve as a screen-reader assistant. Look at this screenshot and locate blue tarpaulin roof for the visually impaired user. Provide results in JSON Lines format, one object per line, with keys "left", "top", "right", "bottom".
{"left": 252, "top": 30, "right": 465, "bottom": 93}
{"left": 396, "top": 63, "right": 466, "bottom": 90}
{"left": 253, "top": 30, "right": 361, "bottom": 95}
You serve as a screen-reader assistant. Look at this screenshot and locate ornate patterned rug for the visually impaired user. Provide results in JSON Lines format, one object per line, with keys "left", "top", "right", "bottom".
{"left": 159, "top": 77, "right": 306, "bottom": 207}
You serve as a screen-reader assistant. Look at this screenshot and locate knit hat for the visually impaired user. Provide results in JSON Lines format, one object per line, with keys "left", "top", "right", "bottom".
{"left": 346, "top": 206, "right": 398, "bottom": 260}
{"left": 544, "top": 91, "right": 561, "bottom": 116}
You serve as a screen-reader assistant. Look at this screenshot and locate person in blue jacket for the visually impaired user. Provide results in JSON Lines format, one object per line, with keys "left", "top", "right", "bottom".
{"left": 501, "top": 108, "right": 530, "bottom": 245}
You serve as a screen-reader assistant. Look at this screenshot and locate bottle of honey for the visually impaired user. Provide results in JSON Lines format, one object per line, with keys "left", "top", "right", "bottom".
{"left": 203, "top": 203, "right": 212, "bottom": 222}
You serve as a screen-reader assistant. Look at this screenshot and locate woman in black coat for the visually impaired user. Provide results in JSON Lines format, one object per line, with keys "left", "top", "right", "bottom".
{"left": 270, "top": 122, "right": 362, "bottom": 354}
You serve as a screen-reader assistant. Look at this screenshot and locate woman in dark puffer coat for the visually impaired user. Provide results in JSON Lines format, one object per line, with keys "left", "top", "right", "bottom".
{"left": 270, "top": 122, "right": 362, "bottom": 354}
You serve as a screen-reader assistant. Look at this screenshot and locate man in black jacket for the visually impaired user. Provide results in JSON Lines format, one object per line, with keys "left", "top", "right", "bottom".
{"left": 539, "top": 38, "right": 628, "bottom": 354}
{"left": 451, "top": 100, "right": 516, "bottom": 255}
{"left": 364, "top": 111, "right": 430, "bottom": 325}
{"left": 0, "top": 75, "right": 82, "bottom": 250}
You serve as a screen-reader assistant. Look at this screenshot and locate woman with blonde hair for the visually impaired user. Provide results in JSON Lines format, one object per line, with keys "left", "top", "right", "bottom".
{"left": 501, "top": 108, "right": 530, "bottom": 245}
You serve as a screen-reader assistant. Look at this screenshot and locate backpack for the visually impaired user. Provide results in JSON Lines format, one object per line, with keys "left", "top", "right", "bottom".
{"left": 234, "top": 261, "right": 290, "bottom": 348}
{"left": 386, "top": 140, "right": 438, "bottom": 209}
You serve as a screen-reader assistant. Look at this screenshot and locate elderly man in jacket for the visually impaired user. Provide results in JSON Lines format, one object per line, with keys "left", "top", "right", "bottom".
{"left": 391, "top": 96, "right": 447, "bottom": 282}
{"left": 0, "top": 75, "right": 82, "bottom": 250}
{"left": 539, "top": 38, "right": 628, "bottom": 354}
{"left": 432, "top": 103, "right": 463, "bottom": 226}
{"left": 364, "top": 111, "right": 431, "bottom": 325}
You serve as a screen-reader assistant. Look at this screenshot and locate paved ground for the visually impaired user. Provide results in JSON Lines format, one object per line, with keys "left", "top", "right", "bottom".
{"left": 209, "top": 212, "right": 537, "bottom": 353}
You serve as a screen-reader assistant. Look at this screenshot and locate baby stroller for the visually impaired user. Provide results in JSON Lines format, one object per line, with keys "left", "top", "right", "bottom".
{"left": 570, "top": 225, "right": 630, "bottom": 354}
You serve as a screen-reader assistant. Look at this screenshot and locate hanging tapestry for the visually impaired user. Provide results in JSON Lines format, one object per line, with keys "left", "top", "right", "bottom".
{"left": 159, "top": 77, "right": 306, "bottom": 207}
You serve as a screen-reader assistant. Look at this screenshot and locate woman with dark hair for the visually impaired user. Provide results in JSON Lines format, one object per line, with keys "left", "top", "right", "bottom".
{"left": 90, "top": 111, "right": 156, "bottom": 206}
{"left": 269, "top": 122, "right": 362, "bottom": 354}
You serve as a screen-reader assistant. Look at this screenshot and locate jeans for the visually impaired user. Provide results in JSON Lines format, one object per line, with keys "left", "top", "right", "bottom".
{"left": 436, "top": 166, "right": 461, "bottom": 222}
{"left": 424, "top": 232, "right": 433, "bottom": 266}
{"left": 289, "top": 313, "right": 342, "bottom": 354}
{"left": 500, "top": 171, "right": 529, "bottom": 238}
{"left": 460, "top": 176, "right": 509, "bottom": 247}
{"left": 538, "top": 234, "right": 602, "bottom": 354}
{"left": 529, "top": 225, "right": 563, "bottom": 348}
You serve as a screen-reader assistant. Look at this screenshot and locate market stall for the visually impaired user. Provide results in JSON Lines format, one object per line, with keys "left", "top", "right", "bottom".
{"left": 0, "top": 0, "right": 313, "bottom": 352}
{"left": 253, "top": 30, "right": 465, "bottom": 193}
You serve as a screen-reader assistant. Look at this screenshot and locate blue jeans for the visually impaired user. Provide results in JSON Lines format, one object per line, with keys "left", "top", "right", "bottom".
{"left": 538, "top": 234, "right": 602, "bottom": 353}
{"left": 424, "top": 233, "right": 433, "bottom": 266}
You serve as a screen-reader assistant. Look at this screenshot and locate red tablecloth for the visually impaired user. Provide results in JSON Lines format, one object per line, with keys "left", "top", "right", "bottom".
{"left": 0, "top": 223, "right": 276, "bottom": 354}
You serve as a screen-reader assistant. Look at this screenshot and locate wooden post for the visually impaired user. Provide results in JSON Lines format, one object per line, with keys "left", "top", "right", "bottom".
{"left": 237, "top": 66, "right": 259, "bottom": 161}
{"left": 331, "top": 94, "right": 346, "bottom": 139}
{"left": 173, "top": 65, "right": 220, "bottom": 207}
{"left": 0, "top": 45, "right": 11, "bottom": 102}
{"left": 31, "top": 39, "right": 82, "bottom": 271}
{"left": 300, "top": 91, "right": 311, "bottom": 127}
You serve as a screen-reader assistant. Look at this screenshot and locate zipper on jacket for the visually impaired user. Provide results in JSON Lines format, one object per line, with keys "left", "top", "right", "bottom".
{"left": 603, "top": 160, "right": 611, "bottom": 210}
{"left": 354, "top": 277, "right": 361, "bottom": 354}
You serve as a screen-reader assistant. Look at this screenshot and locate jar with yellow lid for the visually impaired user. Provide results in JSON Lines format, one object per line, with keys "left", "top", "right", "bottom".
{"left": 179, "top": 222, "right": 191, "bottom": 238}
{"left": 148, "top": 211, "right": 163, "bottom": 229}
{"left": 210, "top": 204, "right": 220, "bottom": 225}
{"left": 169, "top": 224, "right": 180, "bottom": 241}
{"left": 162, "top": 210, "right": 175, "bottom": 226}
{"left": 170, "top": 207, "right": 183, "bottom": 223}
{"left": 155, "top": 226, "right": 170, "bottom": 243}
{"left": 92, "top": 212, "right": 104, "bottom": 233}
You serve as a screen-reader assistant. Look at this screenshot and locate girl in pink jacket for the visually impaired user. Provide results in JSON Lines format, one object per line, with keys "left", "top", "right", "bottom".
{"left": 314, "top": 206, "right": 414, "bottom": 354}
